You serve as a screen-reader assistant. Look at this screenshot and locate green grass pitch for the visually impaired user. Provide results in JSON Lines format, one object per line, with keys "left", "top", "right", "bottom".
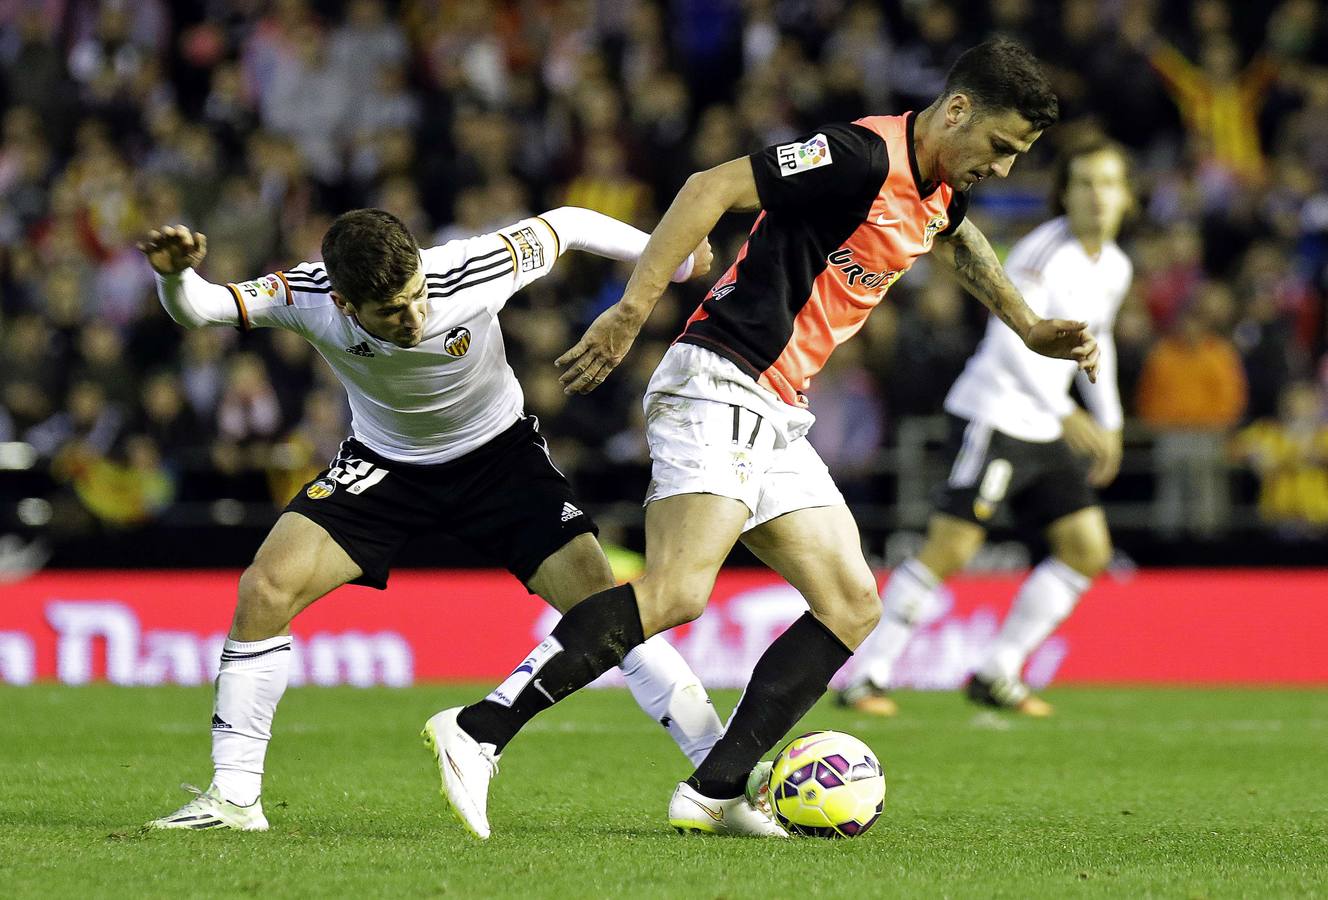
{"left": 2, "top": 685, "right": 1325, "bottom": 898}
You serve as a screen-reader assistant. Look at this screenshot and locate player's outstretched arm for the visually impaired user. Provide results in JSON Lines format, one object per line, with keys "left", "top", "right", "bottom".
{"left": 139, "top": 225, "right": 241, "bottom": 329}
{"left": 538, "top": 207, "right": 713, "bottom": 283}
{"left": 933, "top": 219, "right": 1100, "bottom": 382}
{"left": 556, "top": 158, "right": 757, "bottom": 394}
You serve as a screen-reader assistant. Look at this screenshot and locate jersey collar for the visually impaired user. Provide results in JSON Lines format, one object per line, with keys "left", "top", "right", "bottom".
{"left": 905, "top": 111, "right": 941, "bottom": 200}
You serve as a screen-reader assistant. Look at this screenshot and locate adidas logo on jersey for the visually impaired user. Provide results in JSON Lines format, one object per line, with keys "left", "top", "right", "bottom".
{"left": 211, "top": 714, "right": 232, "bottom": 730}
{"left": 345, "top": 342, "right": 374, "bottom": 357}
{"left": 560, "top": 502, "right": 583, "bottom": 523}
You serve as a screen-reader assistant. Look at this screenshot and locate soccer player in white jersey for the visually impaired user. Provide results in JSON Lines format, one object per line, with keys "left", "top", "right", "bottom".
{"left": 841, "top": 135, "right": 1134, "bottom": 717}
{"left": 138, "top": 207, "right": 723, "bottom": 831}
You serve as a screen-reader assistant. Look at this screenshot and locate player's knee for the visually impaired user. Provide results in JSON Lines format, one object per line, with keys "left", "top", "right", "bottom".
{"left": 1077, "top": 542, "right": 1112, "bottom": 578}
{"left": 658, "top": 585, "right": 709, "bottom": 630}
{"left": 1055, "top": 535, "right": 1111, "bottom": 578}
{"left": 823, "top": 581, "right": 881, "bottom": 648}
{"left": 236, "top": 566, "right": 297, "bottom": 634}
{"left": 633, "top": 573, "right": 709, "bottom": 633}
{"left": 924, "top": 547, "right": 968, "bottom": 581}
{"left": 848, "top": 582, "right": 882, "bottom": 634}
{"left": 919, "top": 526, "right": 983, "bottom": 580}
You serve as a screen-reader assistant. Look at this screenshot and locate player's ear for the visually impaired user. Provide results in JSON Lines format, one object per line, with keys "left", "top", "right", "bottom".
{"left": 944, "top": 92, "right": 972, "bottom": 127}
{"left": 331, "top": 291, "right": 353, "bottom": 315}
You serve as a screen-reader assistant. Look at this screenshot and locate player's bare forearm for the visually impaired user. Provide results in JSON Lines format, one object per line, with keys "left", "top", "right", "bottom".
{"left": 935, "top": 221, "right": 1098, "bottom": 377}
{"left": 557, "top": 159, "right": 758, "bottom": 394}
{"left": 933, "top": 219, "right": 1037, "bottom": 340}
{"left": 619, "top": 158, "right": 760, "bottom": 323}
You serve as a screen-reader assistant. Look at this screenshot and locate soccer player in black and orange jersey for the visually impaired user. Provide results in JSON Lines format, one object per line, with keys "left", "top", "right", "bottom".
{"left": 426, "top": 38, "right": 1100, "bottom": 838}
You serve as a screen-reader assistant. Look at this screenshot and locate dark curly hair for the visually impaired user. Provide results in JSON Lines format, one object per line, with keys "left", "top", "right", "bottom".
{"left": 943, "top": 38, "right": 1059, "bottom": 131}
{"left": 321, "top": 209, "right": 421, "bottom": 307}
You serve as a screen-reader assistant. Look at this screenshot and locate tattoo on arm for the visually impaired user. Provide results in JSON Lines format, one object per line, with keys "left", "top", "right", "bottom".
{"left": 942, "top": 221, "right": 1034, "bottom": 338}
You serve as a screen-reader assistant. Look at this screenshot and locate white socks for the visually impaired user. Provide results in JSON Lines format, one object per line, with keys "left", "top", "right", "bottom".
{"left": 620, "top": 635, "right": 724, "bottom": 765}
{"left": 856, "top": 558, "right": 941, "bottom": 690}
{"left": 211, "top": 636, "right": 292, "bottom": 806}
{"left": 206, "top": 631, "right": 720, "bottom": 804}
{"left": 979, "top": 557, "right": 1091, "bottom": 682}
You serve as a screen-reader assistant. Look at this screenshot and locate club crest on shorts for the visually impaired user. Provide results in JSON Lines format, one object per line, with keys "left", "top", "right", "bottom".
{"left": 732, "top": 450, "right": 754, "bottom": 484}
{"left": 443, "top": 326, "right": 472, "bottom": 357}
{"left": 306, "top": 478, "right": 336, "bottom": 500}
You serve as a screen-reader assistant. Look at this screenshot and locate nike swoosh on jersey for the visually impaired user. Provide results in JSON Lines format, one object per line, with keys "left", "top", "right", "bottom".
{"left": 876, "top": 214, "right": 901, "bottom": 226}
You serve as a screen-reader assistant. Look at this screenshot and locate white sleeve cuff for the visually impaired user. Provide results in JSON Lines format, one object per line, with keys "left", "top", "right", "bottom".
{"left": 155, "top": 268, "right": 241, "bottom": 328}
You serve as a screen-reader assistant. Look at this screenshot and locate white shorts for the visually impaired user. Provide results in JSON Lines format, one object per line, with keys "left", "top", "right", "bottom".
{"left": 642, "top": 343, "right": 844, "bottom": 532}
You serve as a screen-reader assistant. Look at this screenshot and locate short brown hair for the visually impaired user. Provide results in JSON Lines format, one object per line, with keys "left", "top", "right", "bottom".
{"left": 321, "top": 209, "right": 420, "bottom": 307}
{"left": 1049, "top": 133, "right": 1134, "bottom": 216}
{"left": 944, "top": 38, "right": 1059, "bottom": 131}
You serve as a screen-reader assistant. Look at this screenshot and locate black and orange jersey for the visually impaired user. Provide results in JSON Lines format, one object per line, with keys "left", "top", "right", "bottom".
{"left": 678, "top": 112, "right": 968, "bottom": 407}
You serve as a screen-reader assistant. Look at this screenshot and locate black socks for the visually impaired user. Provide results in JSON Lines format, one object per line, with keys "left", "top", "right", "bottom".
{"left": 457, "top": 589, "right": 854, "bottom": 802}
{"left": 458, "top": 583, "right": 645, "bottom": 753}
{"left": 689, "top": 612, "right": 852, "bottom": 798}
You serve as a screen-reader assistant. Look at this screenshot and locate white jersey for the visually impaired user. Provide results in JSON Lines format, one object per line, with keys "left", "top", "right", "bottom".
{"left": 944, "top": 217, "right": 1132, "bottom": 442}
{"left": 227, "top": 217, "right": 560, "bottom": 463}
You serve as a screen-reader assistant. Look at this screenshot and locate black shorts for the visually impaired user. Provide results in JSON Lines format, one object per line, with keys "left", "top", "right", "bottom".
{"left": 283, "top": 418, "right": 598, "bottom": 590}
{"left": 933, "top": 414, "right": 1098, "bottom": 530}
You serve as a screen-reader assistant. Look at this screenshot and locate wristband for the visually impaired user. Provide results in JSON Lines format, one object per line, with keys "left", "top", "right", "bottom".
{"left": 670, "top": 254, "right": 695, "bottom": 283}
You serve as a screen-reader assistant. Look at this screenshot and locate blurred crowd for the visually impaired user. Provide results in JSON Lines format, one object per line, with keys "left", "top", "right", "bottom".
{"left": 2, "top": 0, "right": 1328, "bottom": 544}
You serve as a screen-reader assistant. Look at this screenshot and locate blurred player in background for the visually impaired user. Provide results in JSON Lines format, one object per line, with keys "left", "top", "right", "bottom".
{"left": 138, "top": 207, "right": 721, "bottom": 830}
{"left": 428, "top": 39, "right": 1101, "bottom": 839}
{"left": 841, "top": 135, "right": 1135, "bottom": 717}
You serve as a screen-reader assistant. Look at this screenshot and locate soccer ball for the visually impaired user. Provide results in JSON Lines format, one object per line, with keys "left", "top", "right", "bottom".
{"left": 767, "top": 731, "right": 886, "bottom": 838}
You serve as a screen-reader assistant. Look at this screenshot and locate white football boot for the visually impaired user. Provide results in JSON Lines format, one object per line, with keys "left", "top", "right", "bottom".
{"left": 146, "top": 783, "right": 269, "bottom": 831}
{"left": 668, "top": 780, "right": 787, "bottom": 837}
{"left": 422, "top": 707, "right": 499, "bottom": 839}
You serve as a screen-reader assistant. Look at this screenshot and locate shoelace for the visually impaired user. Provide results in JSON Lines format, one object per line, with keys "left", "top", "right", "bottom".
{"left": 169, "top": 783, "right": 220, "bottom": 816}
{"left": 474, "top": 742, "right": 500, "bottom": 778}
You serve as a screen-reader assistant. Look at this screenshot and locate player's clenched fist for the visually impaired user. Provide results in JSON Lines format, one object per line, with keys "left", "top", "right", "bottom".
{"left": 689, "top": 237, "right": 714, "bottom": 280}
{"left": 138, "top": 225, "right": 208, "bottom": 275}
